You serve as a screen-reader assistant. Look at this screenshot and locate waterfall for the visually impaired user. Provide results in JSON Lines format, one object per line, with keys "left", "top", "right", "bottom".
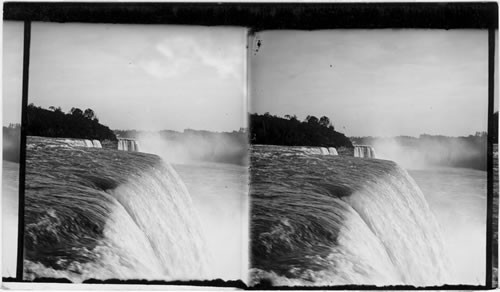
{"left": 118, "top": 139, "right": 140, "bottom": 152}
{"left": 92, "top": 140, "right": 102, "bottom": 148}
{"left": 319, "top": 147, "right": 329, "bottom": 155}
{"left": 342, "top": 165, "right": 449, "bottom": 285}
{"left": 328, "top": 147, "right": 338, "bottom": 155}
{"left": 24, "top": 141, "right": 209, "bottom": 282}
{"left": 354, "top": 145, "right": 376, "bottom": 158}
{"left": 251, "top": 146, "right": 450, "bottom": 286}
{"left": 286, "top": 146, "right": 339, "bottom": 156}
{"left": 83, "top": 140, "right": 94, "bottom": 147}
{"left": 106, "top": 162, "right": 209, "bottom": 280}
{"left": 53, "top": 138, "right": 102, "bottom": 148}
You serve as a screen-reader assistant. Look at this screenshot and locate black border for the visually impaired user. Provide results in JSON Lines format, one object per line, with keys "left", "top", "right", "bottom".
{"left": 486, "top": 28, "right": 496, "bottom": 289}
{"left": 3, "top": 2, "right": 498, "bottom": 29}
{"left": 2, "top": 1, "right": 498, "bottom": 290}
{"left": 15, "top": 20, "right": 30, "bottom": 282}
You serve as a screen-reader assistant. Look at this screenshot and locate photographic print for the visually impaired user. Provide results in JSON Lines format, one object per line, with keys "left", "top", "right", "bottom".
{"left": 249, "top": 29, "right": 494, "bottom": 287}
{"left": 17, "top": 22, "right": 248, "bottom": 283}
{"left": 2, "top": 2, "right": 498, "bottom": 290}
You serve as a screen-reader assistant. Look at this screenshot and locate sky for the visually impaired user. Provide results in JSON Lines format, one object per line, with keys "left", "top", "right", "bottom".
{"left": 3, "top": 21, "right": 247, "bottom": 132}
{"left": 250, "top": 29, "right": 493, "bottom": 137}
{"left": 3, "top": 21, "right": 24, "bottom": 126}
{"left": 2, "top": 25, "right": 497, "bottom": 136}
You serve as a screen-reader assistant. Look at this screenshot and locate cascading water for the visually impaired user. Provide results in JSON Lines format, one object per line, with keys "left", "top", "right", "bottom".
{"left": 107, "top": 162, "right": 208, "bottom": 280}
{"left": 45, "top": 138, "right": 103, "bottom": 148}
{"left": 118, "top": 139, "right": 140, "bottom": 152}
{"left": 24, "top": 136, "right": 209, "bottom": 282}
{"left": 345, "top": 167, "right": 449, "bottom": 285}
{"left": 328, "top": 147, "right": 338, "bottom": 155}
{"left": 319, "top": 147, "right": 329, "bottom": 155}
{"left": 251, "top": 145, "right": 450, "bottom": 286}
{"left": 92, "top": 140, "right": 102, "bottom": 148}
{"left": 252, "top": 145, "right": 338, "bottom": 156}
{"left": 354, "top": 145, "right": 376, "bottom": 158}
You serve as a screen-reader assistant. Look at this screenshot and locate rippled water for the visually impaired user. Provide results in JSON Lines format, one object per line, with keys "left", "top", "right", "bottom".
{"left": 24, "top": 136, "right": 208, "bottom": 282}
{"left": 250, "top": 145, "right": 449, "bottom": 286}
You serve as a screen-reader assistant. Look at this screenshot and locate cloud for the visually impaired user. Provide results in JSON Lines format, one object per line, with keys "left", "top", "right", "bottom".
{"left": 136, "top": 32, "right": 243, "bottom": 80}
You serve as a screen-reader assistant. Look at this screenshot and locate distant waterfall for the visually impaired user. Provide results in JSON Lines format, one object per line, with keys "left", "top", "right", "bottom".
{"left": 354, "top": 145, "right": 376, "bottom": 158}
{"left": 52, "top": 138, "right": 102, "bottom": 148}
{"left": 328, "top": 147, "right": 338, "bottom": 155}
{"left": 250, "top": 145, "right": 339, "bottom": 157}
{"left": 291, "top": 146, "right": 339, "bottom": 156}
{"left": 92, "top": 140, "right": 102, "bottom": 148}
{"left": 118, "top": 139, "right": 140, "bottom": 152}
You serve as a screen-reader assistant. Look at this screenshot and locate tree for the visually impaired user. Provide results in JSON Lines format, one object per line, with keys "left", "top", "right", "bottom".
{"left": 27, "top": 104, "right": 116, "bottom": 141}
{"left": 70, "top": 107, "right": 83, "bottom": 117}
{"left": 84, "top": 108, "right": 95, "bottom": 120}
{"left": 249, "top": 113, "right": 352, "bottom": 148}
{"left": 284, "top": 114, "right": 291, "bottom": 120}
{"left": 305, "top": 115, "right": 319, "bottom": 125}
{"left": 319, "top": 116, "right": 330, "bottom": 127}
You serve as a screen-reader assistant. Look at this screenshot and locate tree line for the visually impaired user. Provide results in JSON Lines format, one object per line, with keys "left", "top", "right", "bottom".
{"left": 26, "top": 104, "right": 117, "bottom": 141}
{"left": 249, "top": 112, "right": 353, "bottom": 148}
